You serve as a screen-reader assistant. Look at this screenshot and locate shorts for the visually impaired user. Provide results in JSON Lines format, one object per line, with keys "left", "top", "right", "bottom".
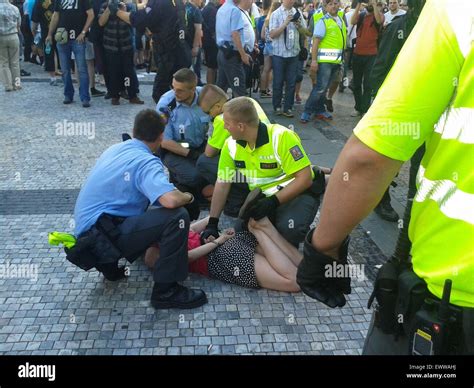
{"left": 208, "top": 231, "right": 260, "bottom": 289}
{"left": 85, "top": 41, "right": 95, "bottom": 61}
{"left": 203, "top": 43, "right": 218, "bottom": 69}
{"left": 263, "top": 42, "right": 273, "bottom": 56}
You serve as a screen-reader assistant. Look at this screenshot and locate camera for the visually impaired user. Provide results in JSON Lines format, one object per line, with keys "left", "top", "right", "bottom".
{"left": 291, "top": 11, "right": 301, "bottom": 22}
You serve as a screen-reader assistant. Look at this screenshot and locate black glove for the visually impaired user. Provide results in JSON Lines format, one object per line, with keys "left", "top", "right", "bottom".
{"left": 186, "top": 149, "right": 201, "bottom": 160}
{"left": 296, "top": 229, "right": 351, "bottom": 308}
{"left": 201, "top": 217, "right": 220, "bottom": 241}
{"left": 244, "top": 195, "right": 280, "bottom": 221}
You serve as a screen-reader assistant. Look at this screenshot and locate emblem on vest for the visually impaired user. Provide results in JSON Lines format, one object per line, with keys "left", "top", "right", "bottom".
{"left": 260, "top": 162, "right": 278, "bottom": 169}
{"left": 234, "top": 160, "right": 246, "bottom": 168}
{"left": 289, "top": 145, "right": 304, "bottom": 161}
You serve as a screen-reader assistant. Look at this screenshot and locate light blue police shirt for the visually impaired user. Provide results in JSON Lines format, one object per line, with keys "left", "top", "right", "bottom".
{"left": 74, "top": 139, "right": 176, "bottom": 236}
{"left": 215, "top": 0, "right": 244, "bottom": 48}
{"left": 156, "top": 87, "right": 210, "bottom": 149}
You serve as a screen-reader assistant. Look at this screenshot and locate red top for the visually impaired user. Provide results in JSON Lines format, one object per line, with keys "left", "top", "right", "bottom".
{"left": 187, "top": 231, "right": 209, "bottom": 277}
{"left": 354, "top": 13, "right": 383, "bottom": 56}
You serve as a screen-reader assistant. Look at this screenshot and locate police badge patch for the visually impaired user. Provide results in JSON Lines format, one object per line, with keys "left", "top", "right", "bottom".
{"left": 289, "top": 145, "right": 304, "bottom": 161}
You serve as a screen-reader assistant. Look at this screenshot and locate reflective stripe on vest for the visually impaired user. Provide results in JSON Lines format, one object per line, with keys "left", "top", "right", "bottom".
{"left": 434, "top": 107, "right": 474, "bottom": 144}
{"left": 317, "top": 48, "right": 344, "bottom": 61}
{"left": 415, "top": 165, "right": 474, "bottom": 225}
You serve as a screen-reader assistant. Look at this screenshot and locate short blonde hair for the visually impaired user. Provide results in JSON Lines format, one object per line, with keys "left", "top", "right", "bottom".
{"left": 223, "top": 97, "right": 259, "bottom": 127}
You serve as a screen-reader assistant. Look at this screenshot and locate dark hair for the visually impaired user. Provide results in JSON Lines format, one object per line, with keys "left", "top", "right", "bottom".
{"left": 262, "top": 0, "right": 272, "bottom": 11}
{"left": 173, "top": 68, "right": 198, "bottom": 86}
{"left": 133, "top": 109, "right": 165, "bottom": 142}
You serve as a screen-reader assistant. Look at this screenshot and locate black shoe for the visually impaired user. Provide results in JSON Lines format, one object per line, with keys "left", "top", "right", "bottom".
{"left": 63, "top": 98, "right": 73, "bottom": 104}
{"left": 90, "top": 87, "right": 106, "bottom": 97}
{"left": 104, "top": 92, "right": 112, "bottom": 100}
{"left": 374, "top": 201, "right": 399, "bottom": 222}
{"left": 82, "top": 101, "right": 91, "bottom": 108}
{"left": 20, "top": 69, "right": 31, "bottom": 77}
{"left": 151, "top": 283, "right": 207, "bottom": 309}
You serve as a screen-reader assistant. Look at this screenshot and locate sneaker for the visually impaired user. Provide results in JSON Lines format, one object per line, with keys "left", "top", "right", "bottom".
{"left": 238, "top": 187, "right": 264, "bottom": 220}
{"left": 63, "top": 98, "right": 73, "bottom": 104}
{"left": 325, "top": 99, "right": 334, "bottom": 112}
{"left": 300, "top": 112, "right": 311, "bottom": 123}
{"left": 129, "top": 96, "right": 144, "bottom": 104}
{"left": 295, "top": 96, "right": 302, "bottom": 105}
{"left": 260, "top": 90, "right": 272, "bottom": 98}
{"left": 151, "top": 283, "right": 207, "bottom": 309}
{"left": 111, "top": 98, "right": 120, "bottom": 105}
{"left": 274, "top": 107, "right": 282, "bottom": 115}
{"left": 350, "top": 110, "right": 361, "bottom": 117}
{"left": 315, "top": 112, "right": 333, "bottom": 121}
{"left": 49, "top": 79, "right": 57, "bottom": 86}
{"left": 90, "top": 87, "right": 106, "bottom": 97}
{"left": 20, "top": 69, "right": 30, "bottom": 77}
{"left": 82, "top": 101, "right": 91, "bottom": 108}
{"left": 282, "top": 109, "right": 294, "bottom": 118}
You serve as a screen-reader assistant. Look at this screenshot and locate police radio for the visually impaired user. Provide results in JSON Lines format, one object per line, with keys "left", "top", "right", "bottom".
{"left": 410, "top": 279, "right": 463, "bottom": 355}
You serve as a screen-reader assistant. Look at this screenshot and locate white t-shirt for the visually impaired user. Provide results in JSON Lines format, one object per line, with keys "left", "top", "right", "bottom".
{"left": 251, "top": 3, "right": 261, "bottom": 19}
{"left": 345, "top": 9, "right": 357, "bottom": 48}
{"left": 241, "top": 9, "right": 255, "bottom": 52}
{"left": 384, "top": 9, "right": 406, "bottom": 26}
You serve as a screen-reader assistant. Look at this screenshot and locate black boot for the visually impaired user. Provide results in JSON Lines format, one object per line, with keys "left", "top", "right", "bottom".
{"left": 374, "top": 189, "right": 399, "bottom": 222}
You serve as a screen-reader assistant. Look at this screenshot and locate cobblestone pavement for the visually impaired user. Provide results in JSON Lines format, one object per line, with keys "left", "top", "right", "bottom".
{"left": 0, "top": 62, "right": 410, "bottom": 355}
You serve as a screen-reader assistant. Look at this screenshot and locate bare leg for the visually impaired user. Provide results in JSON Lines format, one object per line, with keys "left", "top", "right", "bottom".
{"left": 249, "top": 223, "right": 298, "bottom": 281}
{"left": 87, "top": 59, "right": 95, "bottom": 89}
{"left": 254, "top": 253, "right": 300, "bottom": 292}
{"left": 206, "top": 68, "right": 216, "bottom": 85}
{"left": 295, "top": 80, "right": 302, "bottom": 100}
{"left": 253, "top": 217, "right": 303, "bottom": 266}
{"left": 190, "top": 216, "right": 210, "bottom": 233}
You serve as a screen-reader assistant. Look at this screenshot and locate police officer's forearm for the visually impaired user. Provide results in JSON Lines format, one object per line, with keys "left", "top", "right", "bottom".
{"left": 161, "top": 140, "right": 190, "bottom": 157}
{"left": 159, "top": 189, "right": 193, "bottom": 208}
{"left": 312, "top": 135, "right": 402, "bottom": 258}
{"left": 275, "top": 167, "right": 312, "bottom": 205}
{"left": 209, "top": 181, "right": 231, "bottom": 218}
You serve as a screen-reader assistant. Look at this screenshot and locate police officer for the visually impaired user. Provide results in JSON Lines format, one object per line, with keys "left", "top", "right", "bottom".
{"left": 297, "top": 0, "right": 473, "bottom": 354}
{"left": 114, "top": 0, "right": 191, "bottom": 103}
{"left": 201, "top": 97, "right": 322, "bottom": 246}
{"left": 157, "top": 68, "right": 211, "bottom": 195}
{"left": 73, "top": 109, "right": 207, "bottom": 309}
{"left": 196, "top": 85, "right": 270, "bottom": 216}
{"left": 215, "top": 0, "right": 251, "bottom": 97}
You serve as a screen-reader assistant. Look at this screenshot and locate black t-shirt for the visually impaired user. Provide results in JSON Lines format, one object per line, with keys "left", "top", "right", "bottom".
{"left": 31, "top": 0, "right": 54, "bottom": 39}
{"left": 201, "top": 2, "right": 217, "bottom": 48}
{"left": 185, "top": 2, "right": 202, "bottom": 48}
{"left": 53, "top": 0, "right": 92, "bottom": 39}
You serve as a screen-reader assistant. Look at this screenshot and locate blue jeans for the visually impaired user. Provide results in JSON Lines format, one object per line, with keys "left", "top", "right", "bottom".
{"left": 303, "top": 62, "right": 340, "bottom": 115}
{"left": 57, "top": 40, "right": 90, "bottom": 102}
{"left": 272, "top": 55, "right": 298, "bottom": 112}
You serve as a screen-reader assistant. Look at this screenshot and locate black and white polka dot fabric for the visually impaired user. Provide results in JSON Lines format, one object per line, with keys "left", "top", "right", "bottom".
{"left": 208, "top": 231, "right": 260, "bottom": 289}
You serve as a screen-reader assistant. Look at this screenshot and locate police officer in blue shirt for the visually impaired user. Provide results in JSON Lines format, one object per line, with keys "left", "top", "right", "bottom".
{"left": 157, "top": 68, "right": 211, "bottom": 194}
{"left": 73, "top": 109, "right": 207, "bottom": 310}
{"left": 215, "top": 0, "right": 251, "bottom": 97}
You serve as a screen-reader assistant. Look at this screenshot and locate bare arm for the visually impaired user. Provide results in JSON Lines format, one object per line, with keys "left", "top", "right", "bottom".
{"left": 98, "top": 7, "right": 110, "bottom": 27}
{"left": 158, "top": 189, "right": 194, "bottom": 208}
{"left": 161, "top": 139, "right": 192, "bottom": 157}
{"left": 204, "top": 144, "right": 220, "bottom": 158}
{"left": 275, "top": 166, "right": 313, "bottom": 205}
{"left": 188, "top": 233, "right": 232, "bottom": 261}
{"left": 209, "top": 180, "right": 232, "bottom": 218}
{"left": 312, "top": 135, "right": 402, "bottom": 258}
{"left": 116, "top": 9, "right": 131, "bottom": 24}
{"left": 350, "top": 3, "right": 362, "bottom": 25}
{"left": 371, "top": 0, "right": 383, "bottom": 25}
{"left": 47, "top": 12, "right": 60, "bottom": 40}
{"left": 269, "top": 15, "right": 291, "bottom": 39}
{"left": 231, "top": 30, "right": 250, "bottom": 64}
{"left": 192, "top": 23, "right": 202, "bottom": 56}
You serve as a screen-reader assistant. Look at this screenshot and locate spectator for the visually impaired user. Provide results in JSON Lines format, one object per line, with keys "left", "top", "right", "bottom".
{"left": 384, "top": 0, "right": 405, "bottom": 27}
{"left": 185, "top": 0, "right": 204, "bottom": 85}
{"left": 201, "top": 0, "right": 219, "bottom": 84}
{"left": 350, "top": 0, "right": 383, "bottom": 116}
{"left": 46, "top": 0, "right": 94, "bottom": 107}
{"left": 269, "top": 0, "right": 303, "bottom": 117}
{"left": 98, "top": 0, "right": 144, "bottom": 105}
{"left": 0, "top": 0, "right": 22, "bottom": 92}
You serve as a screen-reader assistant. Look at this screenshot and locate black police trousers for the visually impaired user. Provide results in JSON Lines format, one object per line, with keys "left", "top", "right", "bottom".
{"left": 152, "top": 44, "right": 191, "bottom": 103}
{"left": 113, "top": 207, "right": 190, "bottom": 283}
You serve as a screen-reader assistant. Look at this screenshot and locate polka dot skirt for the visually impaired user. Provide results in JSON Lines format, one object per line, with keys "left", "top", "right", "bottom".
{"left": 208, "top": 231, "right": 260, "bottom": 289}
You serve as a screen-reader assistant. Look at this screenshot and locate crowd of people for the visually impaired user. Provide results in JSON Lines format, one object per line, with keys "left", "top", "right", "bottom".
{"left": 7, "top": 0, "right": 472, "bottom": 355}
